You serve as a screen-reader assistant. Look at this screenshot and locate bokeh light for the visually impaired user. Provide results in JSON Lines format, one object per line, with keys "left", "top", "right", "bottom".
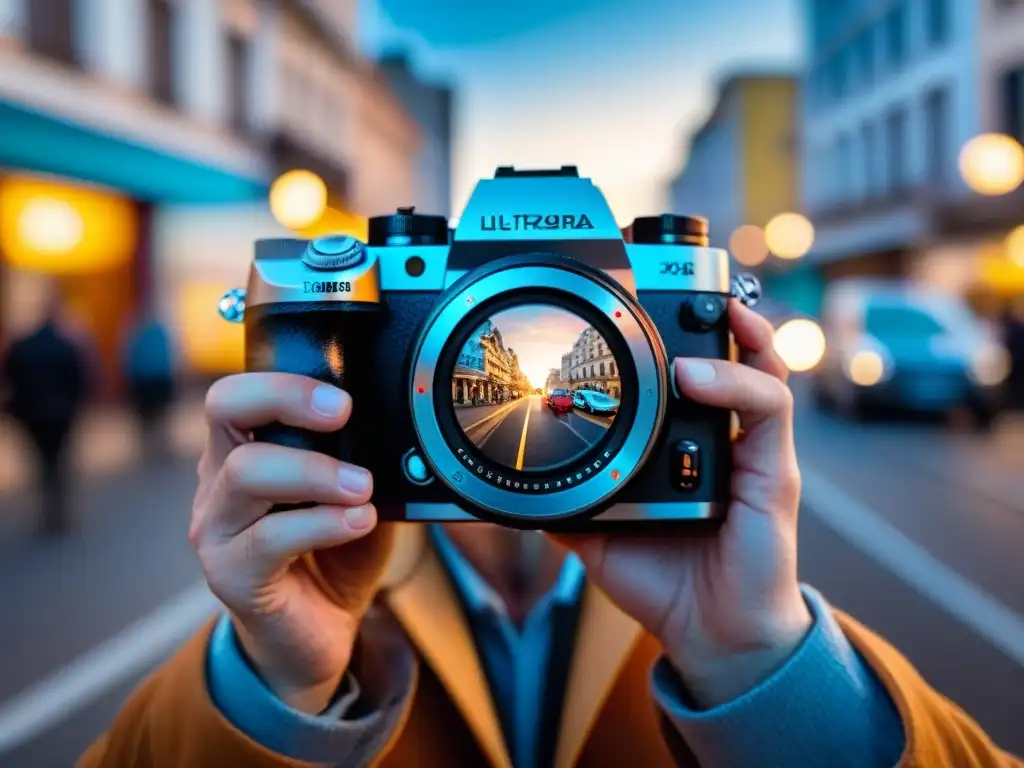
{"left": 1006, "top": 225, "right": 1024, "bottom": 268}
{"left": 764, "top": 212, "right": 815, "bottom": 260}
{"left": 729, "top": 224, "right": 769, "bottom": 266}
{"left": 17, "top": 197, "right": 84, "bottom": 253}
{"left": 772, "top": 318, "right": 826, "bottom": 372}
{"left": 269, "top": 169, "right": 328, "bottom": 230}
{"left": 959, "top": 134, "right": 1024, "bottom": 196}
{"left": 847, "top": 350, "right": 884, "bottom": 386}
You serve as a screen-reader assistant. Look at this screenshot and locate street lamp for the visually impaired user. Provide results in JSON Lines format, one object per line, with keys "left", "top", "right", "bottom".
{"left": 269, "top": 169, "right": 327, "bottom": 230}
{"left": 764, "top": 212, "right": 815, "bottom": 260}
{"left": 959, "top": 134, "right": 1024, "bottom": 196}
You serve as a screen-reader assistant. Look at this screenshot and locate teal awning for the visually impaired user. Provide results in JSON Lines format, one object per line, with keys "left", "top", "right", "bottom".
{"left": 0, "top": 100, "right": 270, "bottom": 203}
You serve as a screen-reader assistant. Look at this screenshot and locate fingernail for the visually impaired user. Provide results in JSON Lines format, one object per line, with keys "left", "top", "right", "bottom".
{"left": 345, "top": 505, "right": 373, "bottom": 529}
{"left": 338, "top": 465, "right": 371, "bottom": 494}
{"left": 312, "top": 385, "right": 347, "bottom": 416}
{"left": 678, "top": 360, "right": 717, "bottom": 386}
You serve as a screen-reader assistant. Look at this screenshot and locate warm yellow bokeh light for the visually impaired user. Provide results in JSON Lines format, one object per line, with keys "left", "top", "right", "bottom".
{"left": 269, "top": 170, "right": 328, "bottom": 230}
{"left": 959, "top": 134, "right": 1024, "bottom": 196}
{"left": 772, "top": 318, "right": 826, "bottom": 372}
{"left": 764, "top": 212, "right": 815, "bottom": 260}
{"left": 847, "top": 350, "right": 885, "bottom": 386}
{"left": 179, "top": 281, "right": 245, "bottom": 374}
{"left": 1006, "top": 225, "right": 1024, "bottom": 268}
{"left": 297, "top": 206, "right": 369, "bottom": 241}
{"left": 729, "top": 225, "right": 769, "bottom": 266}
{"left": 0, "top": 174, "right": 138, "bottom": 274}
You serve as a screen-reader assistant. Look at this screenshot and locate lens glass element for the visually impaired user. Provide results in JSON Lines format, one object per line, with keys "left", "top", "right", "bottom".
{"left": 450, "top": 303, "right": 624, "bottom": 473}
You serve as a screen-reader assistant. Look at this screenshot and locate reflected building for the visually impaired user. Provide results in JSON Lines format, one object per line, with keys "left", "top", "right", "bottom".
{"left": 452, "top": 320, "right": 528, "bottom": 404}
{"left": 565, "top": 326, "right": 620, "bottom": 398}
{"left": 545, "top": 368, "right": 564, "bottom": 394}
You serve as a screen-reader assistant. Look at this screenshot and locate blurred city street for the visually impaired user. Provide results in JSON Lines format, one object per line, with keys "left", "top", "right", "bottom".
{"left": 1, "top": 388, "right": 1024, "bottom": 764}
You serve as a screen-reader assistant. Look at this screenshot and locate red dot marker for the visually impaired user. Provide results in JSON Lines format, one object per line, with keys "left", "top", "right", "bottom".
{"left": 610, "top": 469, "right": 621, "bottom": 481}
{"left": 417, "top": 385, "right": 425, "bottom": 394}
{"left": 614, "top": 310, "right": 622, "bottom": 318}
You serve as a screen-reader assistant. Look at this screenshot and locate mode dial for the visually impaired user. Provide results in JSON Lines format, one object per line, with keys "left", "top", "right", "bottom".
{"left": 631, "top": 214, "right": 709, "bottom": 246}
{"left": 368, "top": 206, "right": 449, "bottom": 246}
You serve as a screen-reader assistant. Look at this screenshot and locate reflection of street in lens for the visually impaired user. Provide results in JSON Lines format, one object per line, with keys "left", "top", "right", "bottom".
{"left": 457, "top": 394, "right": 614, "bottom": 471}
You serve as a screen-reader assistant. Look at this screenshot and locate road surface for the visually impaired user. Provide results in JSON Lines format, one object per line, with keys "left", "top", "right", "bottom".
{"left": 1, "top": 385, "right": 1023, "bottom": 764}
{"left": 459, "top": 395, "right": 613, "bottom": 471}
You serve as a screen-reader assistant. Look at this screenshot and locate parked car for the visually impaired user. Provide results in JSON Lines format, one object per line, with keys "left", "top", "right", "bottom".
{"left": 811, "top": 279, "right": 1010, "bottom": 428}
{"left": 572, "top": 390, "right": 620, "bottom": 415}
{"left": 546, "top": 388, "right": 574, "bottom": 414}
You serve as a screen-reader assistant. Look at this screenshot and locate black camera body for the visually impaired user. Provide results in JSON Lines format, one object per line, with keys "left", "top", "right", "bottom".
{"left": 225, "top": 166, "right": 761, "bottom": 531}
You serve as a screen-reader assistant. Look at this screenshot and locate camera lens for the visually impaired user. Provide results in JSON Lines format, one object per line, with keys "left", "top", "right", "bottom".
{"left": 451, "top": 303, "right": 623, "bottom": 474}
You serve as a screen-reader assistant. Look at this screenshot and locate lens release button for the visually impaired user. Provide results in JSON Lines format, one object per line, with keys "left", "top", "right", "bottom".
{"left": 679, "top": 294, "right": 728, "bottom": 332}
{"left": 402, "top": 450, "right": 433, "bottom": 486}
{"left": 673, "top": 440, "right": 701, "bottom": 492}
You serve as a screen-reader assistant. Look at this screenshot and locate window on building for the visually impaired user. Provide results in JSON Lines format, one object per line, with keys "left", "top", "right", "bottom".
{"left": 599, "top": 362, "right": 606, "bottom": 376}
{"left": 590, "top": 364, "right": 595, "bottom": 377}
{"left": 923, "top": 86, "right": 950, "bottom": 181}
{"left": 925, "top": 0, "right": 949, "bottom": 46}
{"left": 861, "top": 120, "right": 876, "bottom": 198}
{"left": 27, "top": 0, "right": 77, "bottom": 66}
{"left": 226, "top": 30, "right": 251, "bottom": 135}
{"left": 885, "top": 5, "right": 907, "bottom": 70}
{"left": 835, "top": 132, "right": 853, "bottom": 203}
{"left": 1001, "top": 66, "right": 1024, "bottom": 144}
{"left": 610, "top": 362, "right": 616, "bottom": 375}
{"left": 885, "top": 105, "right": 908, "bottom": 192}
{"left": 148, "top": 0, "right": 175, "bottom": 106}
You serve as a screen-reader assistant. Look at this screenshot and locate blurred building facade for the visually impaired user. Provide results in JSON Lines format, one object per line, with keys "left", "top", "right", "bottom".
{"left": 379, "top": 52, "right": 454, "bottom": 217}
{"left": 669, "top": 72, "right": 800, "bottom": 248}
{"left": 0, "top": 0, "right": 435, "bottom": 392}
{"left": 0, "top": 0, "right": 271, "bottom": 396}
{"left": 800, "top": 0, "right": 1024, "bottom": 313}
{"left": 667, "top": 72, "right": 819, "bottom": 310}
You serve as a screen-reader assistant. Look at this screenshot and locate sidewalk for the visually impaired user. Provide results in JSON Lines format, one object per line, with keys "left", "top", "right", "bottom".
{"left": 0, "top": 395, "right": 208, "bottom": 498}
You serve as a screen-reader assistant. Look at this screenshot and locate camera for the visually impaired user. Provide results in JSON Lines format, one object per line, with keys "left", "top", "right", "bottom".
{"left": 218, "top": 166, "right": 762, "bottom": 530}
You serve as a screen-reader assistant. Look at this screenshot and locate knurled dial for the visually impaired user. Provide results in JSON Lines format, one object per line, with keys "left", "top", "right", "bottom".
{"left": 302, "top": 235, "right": 367, "bottom": 270}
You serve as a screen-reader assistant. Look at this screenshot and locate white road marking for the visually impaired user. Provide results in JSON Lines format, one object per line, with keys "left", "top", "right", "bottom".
{"left": 0, "top": 581, "right": 219, "bottom": 754}
{"left": 801, "top": 468, "right": 1024, "bottom": 667}
{"left": 557, "top": 415, "right": 589, "bottom": 444}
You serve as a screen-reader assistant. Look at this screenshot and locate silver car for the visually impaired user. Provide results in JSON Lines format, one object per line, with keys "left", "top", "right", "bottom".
{"left": 811, "top": 279, "right": 1009, "bottom": 428}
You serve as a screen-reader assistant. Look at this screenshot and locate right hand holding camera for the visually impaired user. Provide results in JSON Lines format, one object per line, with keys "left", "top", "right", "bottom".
{"left": 190, "top": 373, "right": 394, "bottom": 714}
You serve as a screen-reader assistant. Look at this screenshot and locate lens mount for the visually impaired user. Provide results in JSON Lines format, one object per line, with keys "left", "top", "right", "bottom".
{"left": 408, "top": 254, "right": 667, "bottom": 525}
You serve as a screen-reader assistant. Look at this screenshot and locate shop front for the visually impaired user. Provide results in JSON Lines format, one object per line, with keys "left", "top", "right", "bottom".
{"left": 0, "top": 100, "right": 269, "bottom": 399}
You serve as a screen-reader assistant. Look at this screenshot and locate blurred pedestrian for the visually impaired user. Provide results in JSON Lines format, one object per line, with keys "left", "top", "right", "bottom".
{"left": 122, "top": 311, "right": 177, "bottom": 460}
{"left": 1001, "top": 297, "right": 1024, "bottom": 409}
{"left": 0, "top": 292, "right": 89, "bottom": 536}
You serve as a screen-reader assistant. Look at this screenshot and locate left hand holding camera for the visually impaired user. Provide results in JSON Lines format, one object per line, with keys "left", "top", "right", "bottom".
{"left": 553, "top": 299, "right": 812, "bottom": 708}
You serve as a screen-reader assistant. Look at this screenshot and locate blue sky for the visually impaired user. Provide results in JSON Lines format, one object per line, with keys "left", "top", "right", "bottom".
{"left": 358, "top": 0, "right": 804, "bottom": 224}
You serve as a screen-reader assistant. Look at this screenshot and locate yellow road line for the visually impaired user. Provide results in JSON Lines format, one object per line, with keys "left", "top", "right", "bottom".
{"left": 463, "top": 399, "right": 521, "bottom": 432}
{"left": 515, "top": 398, "right": 533, "bottom": 470}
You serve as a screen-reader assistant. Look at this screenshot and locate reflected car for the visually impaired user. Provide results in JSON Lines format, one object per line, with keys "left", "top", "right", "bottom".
{"left": 573, "top": 390, "right": 620, "bottom": 415}
{"left": 546, "top": 388, "right": 573, "bottom": 414}
{"left": 810, "top": 279, "right": 1010, "bottom": 428}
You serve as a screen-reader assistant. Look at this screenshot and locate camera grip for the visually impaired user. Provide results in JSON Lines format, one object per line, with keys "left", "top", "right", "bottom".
{"left": 245, "top": 305, "right": 379, "bottom": 509}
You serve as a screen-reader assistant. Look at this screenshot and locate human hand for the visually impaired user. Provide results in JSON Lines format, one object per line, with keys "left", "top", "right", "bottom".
{"left": 552, "top": 299, "right": 811, "bottom": 708}
{"left": 190, "top": 373, "right": 394, "bottom": 714}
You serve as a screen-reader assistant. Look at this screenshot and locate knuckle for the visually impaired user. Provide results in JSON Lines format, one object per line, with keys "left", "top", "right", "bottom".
{"left": 221, "top": 444, "right": 256, "bottom": 490}
{"left": 204, "top": 376, "right": 236, "bottom": 422}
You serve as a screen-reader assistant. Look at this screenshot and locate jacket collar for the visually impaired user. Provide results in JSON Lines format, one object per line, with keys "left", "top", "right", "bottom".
{"left": 381, "top": 524, "right": 643, "bottom": 768}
